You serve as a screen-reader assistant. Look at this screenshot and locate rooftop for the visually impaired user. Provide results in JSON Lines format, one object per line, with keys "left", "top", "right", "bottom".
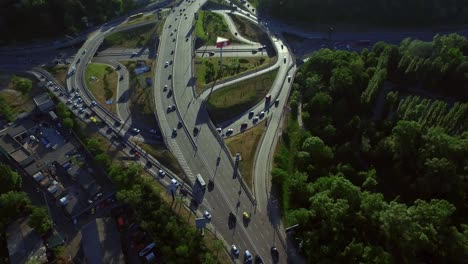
{"left": 33, "top": 93, "right": 54, "bottom": 112}
{"left": 81, "top": 218, "right": 125, "bottom": 264}
{"left": 6, "top": 216, "right": 47, "bottom": 264}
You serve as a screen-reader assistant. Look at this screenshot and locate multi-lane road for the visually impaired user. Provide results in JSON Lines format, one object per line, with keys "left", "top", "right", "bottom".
{"left": 153, "top": 0, "right": 294, "bottom": 262}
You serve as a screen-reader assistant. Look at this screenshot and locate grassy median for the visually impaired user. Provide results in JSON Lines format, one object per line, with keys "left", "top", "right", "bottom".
{"left": 206, "top": 68, "right": 278, "bottom": 125}
{"left": 85, "top": 63, "right": 118, "bottom": 114}
{"left": 121, "top": 60, "right": 158, "bottom": 129}
{"left": 226, "top": 121, "right": 266, "bottom": 191}
{"left": 194, "top": 56, "right": 271, "bottom": 94}
{"left": 195, "top": 10, "right": 236, "bottom": 46}
{"left": 104, "top": 22, "right": 161, "bottom": 48}
{"left": 229, "top": 14, "right": 267, "bottom": 43}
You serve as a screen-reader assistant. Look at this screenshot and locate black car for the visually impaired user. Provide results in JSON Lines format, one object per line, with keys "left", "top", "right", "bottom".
{"left": 271, "top": 247, "right": 279, "bottom": 262}
{"left": 255, "top": 255, "right": 263, "bottom": 264}
{"left": 193, "top": 127, "right": 199, "bottom": 136}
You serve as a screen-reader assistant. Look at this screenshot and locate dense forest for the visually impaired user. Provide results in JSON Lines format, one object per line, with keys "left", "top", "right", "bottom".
{"left": 0, "top": 0, "right": 139, "bottom": 43}
{"left": 269, "top": 0, "right": 468, "bottom": 27}
{"left": 274, "top": 34, "right": 468, "bottom": 263}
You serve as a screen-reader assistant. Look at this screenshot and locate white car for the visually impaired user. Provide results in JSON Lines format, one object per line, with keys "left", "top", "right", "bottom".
{"left": 164, "top": 84, "right": 168, "bottom": 91}
{"left": 132, "top": 51, "right": 138, "bottom": 55}
{"left": 66, "top": 99, "right": 72, "bottom": 104}
{"left": 259, "top": 111, "right": 265, "bottom": 118}
{"left": 245, "top": 250, "right": 253, "bottom": 262}
{"left": 158, "top": 170, "right": 166, "bottom": 177}
{"left": 91, "top": 100, "right": 97, "bottom": 106}
{"left": 216, "top": 128, "right": 222, "bottom": 133}
{"left": 171, "top": 178, "right": 179, "bottom": 186}
{"left": 165, "top": 61, "right": 169, "bottom": 67}
{"left": 231, "top": 245, "right": 240, "bottom": 257}
{"left": 139, "top": 242, "right": 155, "bottom": 257}
{"left": 132, "top": 128, "right": 140, "bottom": 133}
{"left": 203, "top": 211, "right": 212, "bottom": 221}
{"left": 149, "top": 129, "right": 157, "bottom": 134}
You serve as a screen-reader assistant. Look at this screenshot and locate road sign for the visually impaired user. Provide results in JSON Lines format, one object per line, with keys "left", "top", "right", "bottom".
{"left": 215, "top": 37, "right": 230, "bottom": 48}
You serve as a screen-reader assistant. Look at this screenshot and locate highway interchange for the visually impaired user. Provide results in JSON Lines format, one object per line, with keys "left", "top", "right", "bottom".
{"left": 1, "top": 0, "right": 468, "bottom": 263}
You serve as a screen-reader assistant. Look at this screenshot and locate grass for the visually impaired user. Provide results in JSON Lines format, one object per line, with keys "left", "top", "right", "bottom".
{"left": 120, "top": 60, "right": 158, "bottom": 129}
{"left": 0, "top": 72, "right": 43, "bottom": 121}
{"left": 104, "top": 22, "right": 159, "bottom": 48}
{"left": 45, "top": 65, "right": 68, "bottom": 86}
{"left": 206, "top": 68, "right": 278, "bottom": 125}
{"left": 136, "top": 142, "right": 184, "bottom": 178}
{"left": 195, "top": 10, "right": 237, "bottom": 46}
{"left": 85, "top": 63, "right": 118, "bottom": 114}
{"left": 225, "top": 121, "right": 266, "bottom": 190}
{"left": 194, "top": 56, "right": 272, "bottom": 94}
{"left": 229, "top": 14, "right": 267, "bottom": 43}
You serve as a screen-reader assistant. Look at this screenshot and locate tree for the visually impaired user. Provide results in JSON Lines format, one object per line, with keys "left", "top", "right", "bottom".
{"left": 94, "top": 153, "right": 110, "bottom": 168}
{"left": 28, "top": 207, "right": 52, "bottom": 235}
{"left": 11, "top": 75, "right": 32, "bottom": 94}
{"left": 388, "top": 120, "right": 422, "bottom": 159}
{"left": 0, "top": 163, "right": 22, "bottom": 194}
{"left": 62, "top": 117, "right": 74, "bottom": 129}
{"left": 302, "top": 136, "right": 334, "bottom": 165}
{"left": 0, "top": 191, "right": 31, "bottom": 225}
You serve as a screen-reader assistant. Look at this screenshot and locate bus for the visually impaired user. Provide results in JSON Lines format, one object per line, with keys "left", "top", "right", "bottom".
{"left": 196, "top": 174, "right": 206, "bottom": 189}
{"left": 129, "top": 12, "right": 144, "bottom": 20}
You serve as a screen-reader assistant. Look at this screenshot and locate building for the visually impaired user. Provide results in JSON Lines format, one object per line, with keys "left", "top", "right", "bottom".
{"left": 6, "top": 216, "right": 48, "bottom": 264}
{"left": 81, "top": 218, "right": 125, "bottom": 264}
{"left": 33, "top": 93, "right": 54, "bottom": 113}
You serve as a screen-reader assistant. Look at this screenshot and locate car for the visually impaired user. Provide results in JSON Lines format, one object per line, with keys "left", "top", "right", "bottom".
{"left": 75, "top": 92, "right": 79, "bottom": 97}
{"left": 163, "top": 84, "right": 168, "bottom": 91}
{"left": 149, "top": 129, "right": 158, "bottom": 134}
{"left": 67, "top": 99, "right": 72, "bottom": 104}
{"left": 173, "top": 38, "right": 176, "bottom": 42}
{"left": 209, "top": 51, "right": 215, "bottom": 56}
{"left": 241, "top": 123, "right": 248, "bottom": 130}
{"left": 168, "top": 74, "right": 172, "bottom": 79}
{"left": 93, "top": 192, "right": 103, "bottom": 200}
{"left": 132, "top": 128, "right": 140, "bottom": 133}
{"left": 287, "top": 75, "right": 291, "bottom": 82}
{"left": 255, "top": 255, "right": 264, "bottom": 263}
{"left": 248, "top": 111, "right": 254, "bottom": 118}
{"left": 193, "top": 127, "right": 199, "bottom": 136}
{"left": 171, "top": 105, "right": 176, "bottom": 111}
{"left": 82, "top": 49, "right": 87, "bottom": 54}
{"left": 158, "top": 170, "right": 166, "bottom": 177}
{"left": 172, "top": 128, "right": 177, "bottom": 136}
{"left": 216, "top": 127, "right": 222, "bottom": 133}
{"left": 116, "top": 65, "right": 121, "bottom": 70}
{"left": 165, "top": 61, "right": 169, "bottom": 67}
{"left": 271, "top": 247, "right": 279, "bottom": 262}
{"left": 139, "top": 242, "right": 156, "bottom": 257}
{"left": 169, "top": 60, "right": 173, "bottom": 65}
{"left": 203, "top": 211, "right": 212, "bottom": 221}
{"left": 119, "top": 76, "right": 124, "bottom": 81}
{"left": 243, "top": 211, "right": 250, "bottom": 219}
{"left": 283, "top": 56, "right": 287, "bottom": 63}
{"left": 146, "top": 161, "right": 152, "bottom": 168}
{"left": 259, "top": 111, "right": 265, "bottom": 118}
{"left": 91, "top": 100, "right": 97, "bottom": 106}
{"left": 281, "top": 44, "right": 284, "bottom": 49}
{"left": 253, "top": 117, "right": 259, "bottom": 123}
{"left": 171, "top": 178, "right": 179, "bottom": 186}
{"left": 177, "top": 121, "right": 183, "bottom": 129}
{"left": 78, "top": 107, "right": 84, "bottom": 113}
{"left": 54, "top": 86, "right": 59, "bottom": 91}
{"left": 132, "top": 51, "right": 138, "bottom": 55}
{"left": 231, "top": 245, "right": 240, "bottom": 257}
{"left": 73, "top": 103, "right": 78, "bottom": 108}
{"left": 226, "top": 128, "right": 234, "bottom": 135}
{"left": 245, "top": 250, "right": 253, "bottom": 262}
{"left": 275, "top": 99, "right": 280, "bottom": 106}
{"left": 170, "top": 50, "right": 174, "bottom": 55}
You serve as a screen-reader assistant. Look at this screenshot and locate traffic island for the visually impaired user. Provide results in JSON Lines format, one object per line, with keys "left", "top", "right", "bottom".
{"left": 120, "top": 60, "right": 159, "bottom": 129}
{"left": 206, "top": 68, "right": 278, "bottom": 125}
{"left": 85, "top": 63, "right": 118, "bottom": 114}
{"left": 194, "top": 56, "right": 273, "bottom": 95}
{"left": 195, "top": 10, "right": 237, "bottom": 46}
{"left": 225, "top": 121, "right": 266, "bottom": 191}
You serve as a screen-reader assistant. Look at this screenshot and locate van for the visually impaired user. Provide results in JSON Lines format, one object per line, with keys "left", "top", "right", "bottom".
{"left": 196, "top": 174, "right": 206, "bottom": 189}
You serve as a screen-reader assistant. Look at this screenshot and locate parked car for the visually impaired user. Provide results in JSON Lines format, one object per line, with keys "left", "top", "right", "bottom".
{"left": 132, "top": 128, "right": 140, "bottom": 133}
{"left": 231, "top": 245, "right": 240, "bottom": 257}
{"left": 139, "top": 242, "right": 156, "bottom": 257}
